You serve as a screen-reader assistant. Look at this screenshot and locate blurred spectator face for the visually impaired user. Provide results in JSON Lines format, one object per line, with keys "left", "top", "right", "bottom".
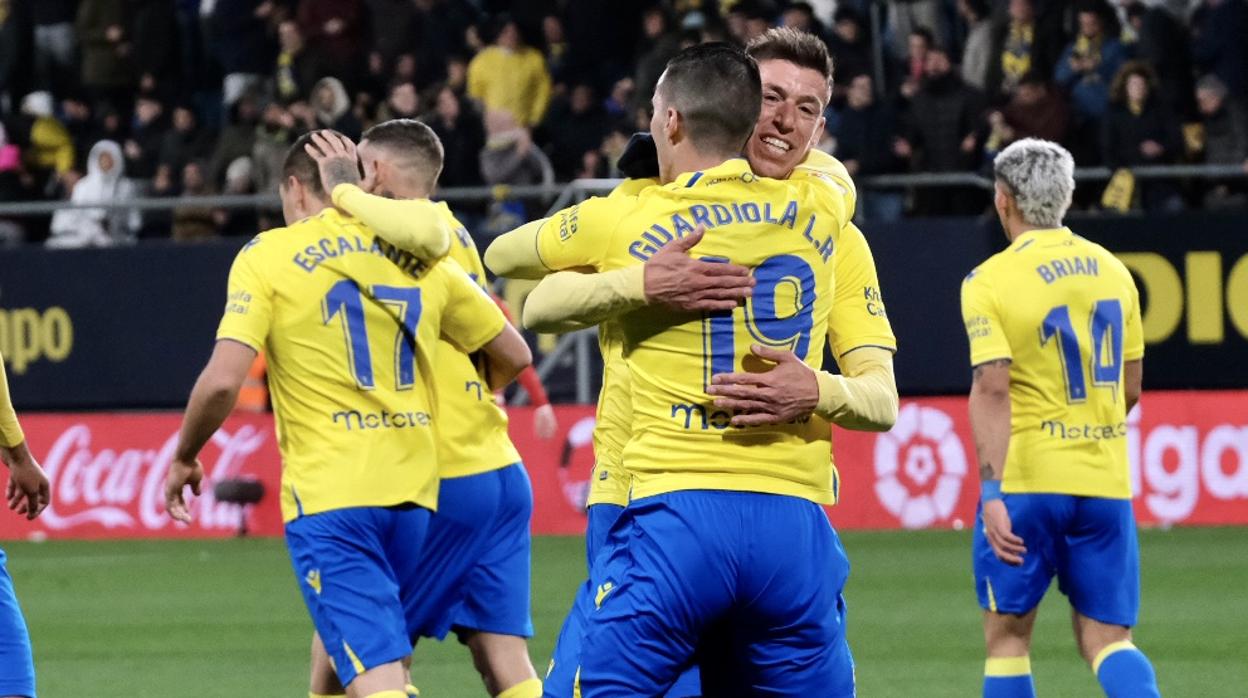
{"left": 1197, "top": 86, "right": 1225, "bottom": 116}
{"left": 98, "top": 151, "right": 116, "bottom": 174}
{"left": 925, "top": 50, "right": 953, "bottom": 78}
{"left": 1126, "top": 73, "right": 1149, "bottom": 105}
{"left": 634, "top": 106, "right": 651, "bottom": 131}
{"left": 436, "top": 87, "right": 460, "bottom": 122}
{"left": 497, "top": 22, "right": 520, "bottom": 50}
{"left": 1078, "top": 11, "right": 1102, "bottom": 39}
{"left": 747, "top": 59, "right": 829, "bottom": 178}
{"left": 63, "top": 99, "right": 92, "bottom": 122}
{"left": 315, "top": 84, "right": 336, "bottom": 112}
{"left": 1016, "top": 80, "right": 1047, "bottom": 106}
{"left": 173, "top": 107, "right": 196, "bottom": 133}
{"left": 745, "top": 17, "right": 770, "bottom": 41}
{"left": 570, "top": 85, "right": 594, "bottom": 114}
{"left": 237, "top": 98, "right": 260, "bottom": 125}
{"left": 136, "top": 98, "right": 163, "bottom": 125}
{"left": 908, "top": 32, "right": 930, "bottom": 61}
{"left": 183, "top": 162, "right": 205, "bottom": 192}
{"left": 643, "top": 9, "right": 666, "bottom": 39}
{"left": 847, "top": 75, "right": 874, "bottom": 109}
{"left": 1008, "top": 0, "right": 1034, "bottom": 23}
{"left": 834, "top": 16, "right": 860, "bottom": 42}
{"left": 781, "top": 7, "right": 815, "bottom": 32}
{"left": 279, "top": 20, "right": 304, "bottom": 53}
{"left": 446, "top": 58, "right": 468, "bottom": 90}
{"left": 389, "top": 83, "right": 419, "bottom": 116}
{"left": 726, "top": 11, "right": 749, "bottom": 42}
{"left": 543, "top": 15, "right": 564, "bottom": 44}
{"left": 395, "top": 54, "right": 418, "bottom": 83}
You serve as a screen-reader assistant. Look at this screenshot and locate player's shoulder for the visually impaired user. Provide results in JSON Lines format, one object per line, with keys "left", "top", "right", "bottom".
{"left": 964, "top": 250, "right": 1008, "bottom": 288}
{"left": 609, "top": 177, "right": 658, "bottom": 199}
{"left": 1071, "top": 231, "right": 1133, "bottom": 279}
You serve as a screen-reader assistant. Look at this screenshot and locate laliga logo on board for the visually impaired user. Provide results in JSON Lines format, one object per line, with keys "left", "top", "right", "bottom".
{"left": 873, "top": 403, "right": 968, "bottom": 529}
{"left": 36, "top": 424, "right": 267, "bottom": 531}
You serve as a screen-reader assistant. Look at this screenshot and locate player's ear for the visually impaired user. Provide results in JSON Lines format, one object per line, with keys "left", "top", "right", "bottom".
{"left": 665, "top": 107, "right": 681, "bottom": 144}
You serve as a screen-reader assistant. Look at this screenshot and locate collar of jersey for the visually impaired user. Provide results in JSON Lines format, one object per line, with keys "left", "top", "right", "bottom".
{"left": 1011, "top": 226, "right": 1071, "bottom": 249}
{"left": 671, "top": 158, "right": 752, "bottom": 188}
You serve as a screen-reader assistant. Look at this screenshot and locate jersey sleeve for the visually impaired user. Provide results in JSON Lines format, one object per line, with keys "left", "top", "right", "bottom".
{"left": 438, "top": 259, "right": 508, "bottom": 354}
{"left": 0, "top": 354, "right": 25, "bottom": 448}
{"left": 1123, "top": 275, "right": 1145, "bottom": 361}
{"left": 216, "top": 241, "right": 273, "bottom": 352}
{"left": 828, "top": 223, "right": 897, "bottom": 357}
{"left": 960, "top": 266, "right": 1012, "bottom": 366}
{"left": 792, "top": 149, "right": 857, "bottom": 220}
{"left": 331, "top": 185, "right": 452, "bottom": 262}
{"left": 534, "top": 197, "right": 622, "bottom": 272}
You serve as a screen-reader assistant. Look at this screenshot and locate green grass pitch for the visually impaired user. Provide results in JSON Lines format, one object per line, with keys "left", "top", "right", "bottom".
{"left": 7, "top": 527, "right": 1246, "bottom": 697}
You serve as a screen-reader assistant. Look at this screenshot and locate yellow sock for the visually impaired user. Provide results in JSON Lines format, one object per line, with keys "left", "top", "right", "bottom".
{"left": 309, "top": 693, "right": 346, "bottom": 698}
{"left": 405, "top": 684, "right": 420, "bottom": 697}
{"left": 362, "top": 692, "right": 408, "bottom": 698}
{"left": 497, "top": 677, "right": 543, "bottom": 698}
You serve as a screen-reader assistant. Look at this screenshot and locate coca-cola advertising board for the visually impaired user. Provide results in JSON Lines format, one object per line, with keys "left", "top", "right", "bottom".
{"left": 2, "top": 391, "right": 1245, "bottom": 539}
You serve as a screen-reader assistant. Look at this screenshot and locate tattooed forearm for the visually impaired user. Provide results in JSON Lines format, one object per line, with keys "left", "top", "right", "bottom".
{"left": 321, "top": 159, "right": 362, "bottom": 191}
{"left": 972, "top": 358, "right": 1012, "bottom": 379}
{"left": 979, "top": 462, "right": 999, "bottom": 481}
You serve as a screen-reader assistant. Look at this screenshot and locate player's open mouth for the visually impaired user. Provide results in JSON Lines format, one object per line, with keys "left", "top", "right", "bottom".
{"left": 760, "top": 136, "right": 791, "bottom": 154}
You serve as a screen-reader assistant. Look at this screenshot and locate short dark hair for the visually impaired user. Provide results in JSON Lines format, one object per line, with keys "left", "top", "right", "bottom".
{"left": 361, "top": 118, "right": 445, "bottom": 187}
{"left": 658, "top": 43, "right": 762, "bottom": 156}
{"left": 746, "top": 27, "right": 834, "bottom": 86}
{"left": 282, "top": 131, "right": 330, "bottom": 199}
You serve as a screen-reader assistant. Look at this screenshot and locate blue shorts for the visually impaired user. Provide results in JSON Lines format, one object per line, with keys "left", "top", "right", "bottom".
{"left": 285, "top": 505, "right": 431, "bottom": 688}
{"left": 0, "top": 549, "right": 35, "bottom": 698}
{"left": 973, "top": 494, "right": 1140, "bottom": 627}
{"left": 406, "top": 463, "right": 534, "bottom": 642}
{"left": 577, "top": 491, "right": 854, "bottom": 697}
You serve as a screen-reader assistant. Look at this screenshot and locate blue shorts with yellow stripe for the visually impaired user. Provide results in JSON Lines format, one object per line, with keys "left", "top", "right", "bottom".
{"left": 0, "top": 548, "right": 35, "bottom": 698}
{"left": 973, "top": 494, "right": 1139, "bottom": 627}
{"left": 577, "top": 490, "right": 854, "bottom": 697}
{"left": 285, "top": 504, "right": 431, "bottom": 688}
{"left": 405, "top": 463, "right": 535, "bottom": 643}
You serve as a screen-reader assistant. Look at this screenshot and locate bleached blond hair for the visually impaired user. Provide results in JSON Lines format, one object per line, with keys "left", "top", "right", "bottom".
{"left": 993, "top": 138, "right": 1075, "bottom": 228}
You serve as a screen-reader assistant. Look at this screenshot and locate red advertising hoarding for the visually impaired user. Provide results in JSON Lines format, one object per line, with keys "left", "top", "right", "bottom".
{"left": 2, "top": 391, "right": 1246, "bottom": 540}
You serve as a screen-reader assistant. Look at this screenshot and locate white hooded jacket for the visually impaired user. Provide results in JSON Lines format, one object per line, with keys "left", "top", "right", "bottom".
{"left": 48, "top": 140, "right": 140, "bottom": 248}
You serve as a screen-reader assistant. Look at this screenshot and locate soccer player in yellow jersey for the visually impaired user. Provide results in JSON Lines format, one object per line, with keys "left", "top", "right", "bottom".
{"left": 962, "top": 139, "right": 1159, "bottom": 698}
{"left": 299, "top": 122, "right": 544, "bottom": 698}
{"left": 488, "top": 31, "right": 898, "bottom": 697}
{"left": 0, "top": 351, "right": 50, "bottom": 698}
{"left": 490, "top": 43, "right": 894, "bottom": 696}
{"left": 163, "top": 132, "right": 532, "bottom": 698}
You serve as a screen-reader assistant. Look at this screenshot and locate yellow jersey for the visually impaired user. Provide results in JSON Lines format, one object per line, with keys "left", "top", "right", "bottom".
{"left": 961, "top": 227, "right": 1144, "bottom": 499}
{"left": 217, "top": 208, "right": 506, "bottom": 521}
{"left": 538, "top": 158, "right": 863, "bottom": 504}
{"left": 433, "top": 202, "right": 522, "bottom": 478}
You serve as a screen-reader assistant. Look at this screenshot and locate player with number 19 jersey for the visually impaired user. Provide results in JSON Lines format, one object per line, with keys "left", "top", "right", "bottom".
{"left": 961, "top": 227, "right": 1144, "bottom": 499}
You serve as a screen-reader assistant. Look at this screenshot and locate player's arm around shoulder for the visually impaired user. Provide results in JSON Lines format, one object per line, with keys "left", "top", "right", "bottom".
{"left": 332, "top": 184, "right": 453, "bottom": 262}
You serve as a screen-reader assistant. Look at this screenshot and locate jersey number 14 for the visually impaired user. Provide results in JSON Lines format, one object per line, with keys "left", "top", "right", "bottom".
{"left": 1040, "top": 299, "right": 1124, "bottom": 403}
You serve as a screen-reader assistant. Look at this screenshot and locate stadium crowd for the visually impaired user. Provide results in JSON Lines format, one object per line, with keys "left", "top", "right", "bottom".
{"left": 0, "top": 0, "right": 1245, "bottom": 246}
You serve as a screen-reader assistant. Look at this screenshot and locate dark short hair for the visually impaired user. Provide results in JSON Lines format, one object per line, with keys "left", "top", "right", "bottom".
{"left": 657, "top": 43, "right": 762, "bottom": 155}
{"left": 361, "top": 118, "right": 445, "bottom": 186}
{"left": 746, "top": 27, "right": 834, "bottom": 85}
{"left": 282, "top": 131, "right": 330, "bottom": 199}
{"left": 909, "top": 26, "right": 936, "bottom": 48}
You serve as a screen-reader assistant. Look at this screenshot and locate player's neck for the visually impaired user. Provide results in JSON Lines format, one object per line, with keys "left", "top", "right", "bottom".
{"left": 661, "top": 146, "right": 738, "bottom": 184}
{"left": 1007, "top": 221, "right": 1059, "bottom": 242}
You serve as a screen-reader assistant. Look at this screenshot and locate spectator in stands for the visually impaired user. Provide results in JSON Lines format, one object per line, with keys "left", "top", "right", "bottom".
{"left": 130, "top": 0, "right": 180, "bottom": 95}
{"left": 123, "top": 94, "right": 167, "bottom": 181}
{"left": 18, "top": 92, "right": 75, "bottom": 184}
{"left": 986, "top": 0, "right": 1064, "bottom": 101}
{"left": 480, "top": 109, "right": 553, "bottom": 188}
{"left": 297, "top": 0, "right": 363, "bottom": 81}
{"left": 364, "top": 0, "right": 420, "bottom": 67}
{"left": 780, "top": 3, "right": 830, "bottom": 43}
{"left": 1192, "top": 0, "right": 1248, "bottom": 101}
{"left": 427, "top": 84, "right": 485, "bottom": 188}
{"left": 1103, "top": 61, "right": 1184, "bottom": 210}
{"left": 959, "top": 0, "right": 993, "bottom": 91}
{"left": 826, "top": 8, "right": 875, "bottom": 98}
{"left": 1056, "top": 4, "right": 1128, "bottom": 163}
{"left": 898, "top": 46, "right": 987, "bottom": 213}
{"left": 543, "top": 14, "right": 572, "bottom": 86}
{"left": 541, "top": 83, "right": 610, "bottom": 181}
{"left": 171, "top": 160, "right": 218, "bottom": 242}
{"left": 76, "top": 0, "right": 137, "bottom": 108}
{"left": 633, "top": 7, "right": 682, "bottom": 113}
{"left": 274, "top": 20, "right": 322, "bottom": 105}
{"left": 467, "top": 18, "right": 552, "bottom": 128}
{"left": 209, "top": 0, "right": 277, "bottom": 105}
{"left": 208, "top": 93, "right": 261, "bottom": 188}
{"left": 899, "top": 28, "right": 934, "bottom": 101}
{"left": 33, "top": 0, "right": 79, "bottom": 96}
{"left": 446, "top": 54, "right": 470, "bottom": 97}
{"left": 311, "top": 77, "right": 362, "bottom": 140}
{"left": 0, "top": 0, "right": 23, "bottom": 109}
{"left": 986, "top": 72, "right": 1070, "bottom": 151}
{"left": 216, "top": 156, "right": 259, "bottom": 236}
{"left": 834, "top": 74, "right": 907, "bottom": 222}
{"left": 252, "top": 102, "right": 297, "bottom": 194}
{"left": 1118, "top": 0, "right": 1194, "bottom": 115}
{"left": 1195, "top": 74, "right": 1248, "bottom": 207}
{"left": 377, "top": 82, "right": 421, "bottom": 122}
{"left": 890, "top": 0, "right": 947, "bottom": 63}
{"left": 159, "top": 105, "right": 215, "bottom": 176}
{"left": 47, "top": 140, "right": 138, "bottom": 248}
{"left": 0, "top": 122, "right": 25, "bottom": 245}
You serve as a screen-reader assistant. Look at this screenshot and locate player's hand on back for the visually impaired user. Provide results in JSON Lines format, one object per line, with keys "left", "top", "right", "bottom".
{"left": 165, "top": 457, "right": 205, "bottom": 524}
{"left": 644, "top": 225, "right": 755, "bottom": 312}
{"left": 982, "top": 499, "right": 1026, "bottom": 566}
{"left": 707, "top": 345, "right": 819, "bottom": 427}
{"left": 2, "top": 443, "right": 50, "bottom": 520}
{"left": 305, "top": 130, "right": 364, "bottom": 194}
